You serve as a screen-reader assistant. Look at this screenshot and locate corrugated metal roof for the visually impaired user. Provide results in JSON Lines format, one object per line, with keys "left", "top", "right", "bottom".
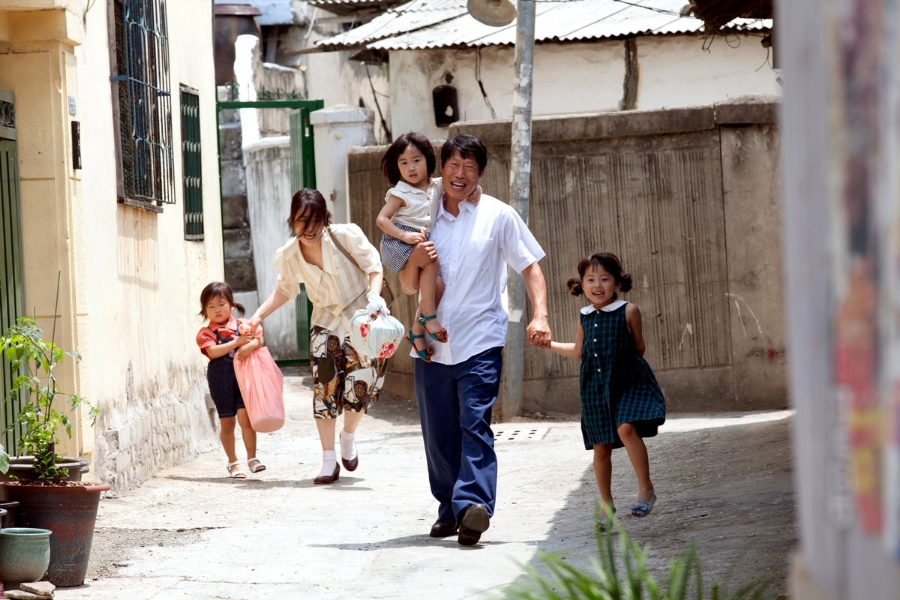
{"left": 317, "top": 0, "right": 771, "bottom": 50}
{"left": 317, "top": 0, "right": 468, "bottom": 48}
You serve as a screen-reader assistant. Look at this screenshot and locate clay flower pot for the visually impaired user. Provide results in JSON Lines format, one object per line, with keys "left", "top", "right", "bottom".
{"left": 0, "top": 483, "right": 110, "bottom": 587}
{"left": 0, "top": 527, "right": 52, "bottom": 589}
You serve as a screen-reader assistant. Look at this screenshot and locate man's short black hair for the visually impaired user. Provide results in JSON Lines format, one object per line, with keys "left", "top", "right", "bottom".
{"left": 440, "top": 134, "right": 488, "bottom": 173}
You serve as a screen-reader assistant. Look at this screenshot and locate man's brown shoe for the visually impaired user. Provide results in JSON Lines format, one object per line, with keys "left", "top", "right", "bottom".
{"left": 458, "top": 504, "right": 490, "bottom": 546}
{"left": 429, "top": 519, "right": 459, "bottom": 538}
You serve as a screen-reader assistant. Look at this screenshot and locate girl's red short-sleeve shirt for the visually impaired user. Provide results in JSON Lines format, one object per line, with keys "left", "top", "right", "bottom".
{"left": 195, "top": 317, "right": 262, "bottom": 358}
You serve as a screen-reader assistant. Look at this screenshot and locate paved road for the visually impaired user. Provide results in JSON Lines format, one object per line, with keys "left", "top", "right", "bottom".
{"left": 54, "top": 372, "right": 796, "bottom": 600}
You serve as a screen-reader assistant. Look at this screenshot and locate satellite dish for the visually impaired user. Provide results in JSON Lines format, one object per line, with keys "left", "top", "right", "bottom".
{"left": 467, "top": 0, "right": 516, "bottom": 27}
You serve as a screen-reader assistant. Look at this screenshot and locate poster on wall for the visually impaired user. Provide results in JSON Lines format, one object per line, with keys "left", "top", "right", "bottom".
{"left": 831, "top": 0, "right": 886, "bottom": 537}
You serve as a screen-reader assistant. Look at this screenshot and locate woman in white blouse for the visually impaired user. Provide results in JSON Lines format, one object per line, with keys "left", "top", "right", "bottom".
{"left": 248, "top": 188, "right": 386, "bottom": 484}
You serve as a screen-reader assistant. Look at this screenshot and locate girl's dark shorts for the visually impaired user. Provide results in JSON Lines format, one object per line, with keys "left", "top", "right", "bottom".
{"left": 207, "top": 358, "right": 245, "bottom": 418}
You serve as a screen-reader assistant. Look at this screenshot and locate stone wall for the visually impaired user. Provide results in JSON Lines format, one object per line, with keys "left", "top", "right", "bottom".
{"left": 347, "top": 97, "right": 786, "bottom": 414}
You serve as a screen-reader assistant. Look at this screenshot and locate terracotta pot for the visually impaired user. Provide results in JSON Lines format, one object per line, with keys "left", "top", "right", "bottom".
{"left": 0, "top": 527, "right": 52, "bottom": 589}
{"left": 0, "top": 456, "right": 89, "bottom": 483}
{"left": 0, "top": 483, "right": 110, "bottom": 587}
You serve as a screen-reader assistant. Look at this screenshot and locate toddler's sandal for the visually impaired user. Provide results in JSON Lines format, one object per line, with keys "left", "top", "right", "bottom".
{"left": 248, "top": 457, "right": 266, "bottom": 473}
{"left": 418, "top": 313, "right": 449, "bottom": 343}
{"left": 407, "top": 328, "right": 434, "bottom": 361}
{"left": 226, "top": 461, "right": 247, "bottom": 479}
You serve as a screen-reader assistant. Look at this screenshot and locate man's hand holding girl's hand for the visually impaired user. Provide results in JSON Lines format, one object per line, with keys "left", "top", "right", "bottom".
{"left": 408, "top": 241, "right": 437, "bottom": 268}
{"left": 526, "top": 316, "right": 551, "bottom": 348}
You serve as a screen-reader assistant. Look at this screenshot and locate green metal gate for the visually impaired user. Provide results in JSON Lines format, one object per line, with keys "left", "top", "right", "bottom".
{"left": 216, "top": 98, "right": 323, "bottom": 363}
{"left": 0, "top": 89, "right": 25, "bottom": 452}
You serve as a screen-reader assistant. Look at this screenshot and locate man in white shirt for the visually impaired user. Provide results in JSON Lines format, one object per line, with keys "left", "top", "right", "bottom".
{"left": 400, "top": 134, "right": 551, "bottom": 545}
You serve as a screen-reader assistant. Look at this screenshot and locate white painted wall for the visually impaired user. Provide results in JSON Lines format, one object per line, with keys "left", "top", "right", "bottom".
{"left": 243, "top": 137, "right": 298, "bottom": 360}
{"left": 389, "top": 35, "right": 781, "bottom": 140}
{"left": 76, "top": 0, "right": 222, "bottom": 490}
{"left": 637, "top": 34, "right": 781, "bottom": 110}
{"left": 311, "top": 104, "right": 375, "bottom": 224}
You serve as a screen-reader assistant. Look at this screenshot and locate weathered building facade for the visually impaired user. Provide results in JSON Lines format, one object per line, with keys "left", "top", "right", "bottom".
{"left": 0, "top": 0, "right": 223, "bottom": 491}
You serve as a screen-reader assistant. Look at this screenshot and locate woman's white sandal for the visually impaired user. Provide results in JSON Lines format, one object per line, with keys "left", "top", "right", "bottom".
{"left": 248, "top": 457, "right": 266, "bottom": 473}
{"left": 226, "top": 461, "right": 247, "bottom": 479}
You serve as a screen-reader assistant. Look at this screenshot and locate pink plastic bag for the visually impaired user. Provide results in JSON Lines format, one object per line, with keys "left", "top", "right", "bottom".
{"left": 233, "top": 346, "right": 285, "bottom": 433}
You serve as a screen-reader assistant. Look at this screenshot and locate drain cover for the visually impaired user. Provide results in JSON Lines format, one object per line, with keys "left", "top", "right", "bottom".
{"left": 493, "top": 427, "right": 549, "bottom": 442}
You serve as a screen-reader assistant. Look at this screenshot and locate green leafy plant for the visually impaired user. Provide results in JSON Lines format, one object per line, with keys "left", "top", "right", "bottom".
{"left": 503, "top": 505, "right": 773, "bottom": 600}
{"left": 0, "top": 314, "right": 97, "bottom": 481}
{"left": 0, "top": 443, "right": 8, "bottom": 474}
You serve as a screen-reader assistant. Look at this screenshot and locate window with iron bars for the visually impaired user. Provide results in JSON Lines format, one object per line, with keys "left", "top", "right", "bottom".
{"left": 181, "top": 87, "right": 203, "bottom": 240}
{"left": 110, "top": 0, "right": 175, "bottom": 209}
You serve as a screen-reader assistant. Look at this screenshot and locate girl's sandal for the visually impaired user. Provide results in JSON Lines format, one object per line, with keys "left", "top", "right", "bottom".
{"left": 226, "top": 461, "right": 247, "bottom": 479}
{"left": 418, "top": 313, "right": 449, "bottom": 343}
{"left": 407, "top": 329, "right": 434, "bottom": 362}
{"left": 247, "top": 457, "right": 266, "bottom": 473}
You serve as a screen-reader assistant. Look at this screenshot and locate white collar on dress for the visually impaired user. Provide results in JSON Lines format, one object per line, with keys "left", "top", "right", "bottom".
{"left": 395, "top": 180, "right": 428, "bottom": 197}
{"left": 580, "top": 299, "right": 627, "bottom": 315}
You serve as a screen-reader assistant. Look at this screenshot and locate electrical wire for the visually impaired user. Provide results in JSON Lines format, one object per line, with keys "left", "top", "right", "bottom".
{"left": 364, "top": 62, "right": 392, "bottom": 142}
{"left": 475, "top": 48, "right": 497, "bottom": 119}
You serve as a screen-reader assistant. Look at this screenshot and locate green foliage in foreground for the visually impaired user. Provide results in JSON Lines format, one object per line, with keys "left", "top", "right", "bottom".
{"left": 503, "top": 505, "right": 773, "bottom": 600}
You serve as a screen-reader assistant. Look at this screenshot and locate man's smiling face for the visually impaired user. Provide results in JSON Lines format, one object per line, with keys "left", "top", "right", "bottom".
{"left": 441, "top": 150, "right": 483, "bottom": 203}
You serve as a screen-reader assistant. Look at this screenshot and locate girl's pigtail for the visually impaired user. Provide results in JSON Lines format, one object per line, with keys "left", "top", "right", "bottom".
{"left": 234, "top": 302, "right": 246, "bottom": 317}
{"left": 619, "top": 272, "right": 633, "bottom": 293}
{"left": 567, "top": 277, "right": 584, "bottom": 297}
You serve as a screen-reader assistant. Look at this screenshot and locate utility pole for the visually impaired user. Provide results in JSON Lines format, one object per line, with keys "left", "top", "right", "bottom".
{"left": 501, "top": 0, "right": 535, "bottom": 421}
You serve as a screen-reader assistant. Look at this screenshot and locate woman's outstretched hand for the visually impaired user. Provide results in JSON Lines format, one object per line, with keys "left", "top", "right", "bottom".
{"left": 246, "top": 315, "right": 263, "bottom": 337}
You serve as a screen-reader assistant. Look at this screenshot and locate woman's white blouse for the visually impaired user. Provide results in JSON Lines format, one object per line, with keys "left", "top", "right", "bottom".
{"left": 273, "top": 223, "right": 382, "bottom": 338}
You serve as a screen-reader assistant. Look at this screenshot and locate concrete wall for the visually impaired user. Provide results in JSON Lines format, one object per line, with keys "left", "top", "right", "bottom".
{"left": 347, "top": 98, "right": 786, "bottom": 414}
{"left": 388, "top": 34, "right": 781, "bottom": 141}
{"left": 0, "top": 0, "right": 222, "bottom": 491}
{"left": 244, "top": 137, "right": 298, "bottom": 359}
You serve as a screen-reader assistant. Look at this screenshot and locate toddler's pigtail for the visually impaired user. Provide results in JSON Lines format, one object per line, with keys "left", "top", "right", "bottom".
{"left": 567, "top": 277, "right": 584, "bottom": 297}
{"left": 619, "top": 272, "right": 633, "bottom": 293}
{"left": 234, "top": 302, "right": 246, "bottom": 317}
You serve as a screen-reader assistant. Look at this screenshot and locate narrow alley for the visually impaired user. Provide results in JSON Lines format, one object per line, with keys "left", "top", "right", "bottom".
{"left": 54, "top": 369, "right": 796, "bottom": 600}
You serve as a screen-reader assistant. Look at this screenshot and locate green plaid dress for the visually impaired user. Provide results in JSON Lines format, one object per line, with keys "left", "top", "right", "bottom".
{"left": 580, "top": 301, "right": 666, "bottom": 450}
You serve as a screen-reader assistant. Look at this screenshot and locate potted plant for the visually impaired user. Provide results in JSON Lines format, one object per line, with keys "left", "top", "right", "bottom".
{"left": 0, "top": 316, "right": 97, "bottom": 481}
{"left": 0, "top": 312, "right": 109, "bottom": 588}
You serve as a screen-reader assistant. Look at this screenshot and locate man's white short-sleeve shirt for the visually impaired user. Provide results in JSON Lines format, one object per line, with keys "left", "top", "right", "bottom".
{"left": 416, "top": 193, "right": 545, "bottom": 365}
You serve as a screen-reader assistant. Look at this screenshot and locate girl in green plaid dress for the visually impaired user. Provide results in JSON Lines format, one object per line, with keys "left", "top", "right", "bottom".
{"left": 542, "top": 253, "right": 665, "bottom": 525}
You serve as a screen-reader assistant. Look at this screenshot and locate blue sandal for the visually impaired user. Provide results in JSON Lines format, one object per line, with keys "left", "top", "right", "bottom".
{"left": 407, "top": 329, "right": 433, "bottom": 361}
{"left": 597, "top": 505, "right": 616, "bottom": 532}
{"left": 418, "top": 313, "right": 449, "bottom": 343}
{"left": 630, "top": 494, "right": 657, "bottom": 517}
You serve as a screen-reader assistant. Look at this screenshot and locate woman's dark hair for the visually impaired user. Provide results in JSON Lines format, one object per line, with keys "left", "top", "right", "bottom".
{"left": 199, "top": 282, "right": 245, "bottom": 317}
{"left": 567, "top": 252, "right": 633, "bottom": 297}
{"left": 381, "top": 132, "right": 436, "bottom": 185}
{"left": 287, "top": 188, "right": 332, "bottom": 236}
{"left": 440, "top": 134, "right": 488, "bottom": 173}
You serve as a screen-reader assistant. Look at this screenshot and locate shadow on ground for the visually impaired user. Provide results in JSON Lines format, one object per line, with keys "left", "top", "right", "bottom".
{"left": 503, "top": 416, "right": 796, "bottom": 599}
